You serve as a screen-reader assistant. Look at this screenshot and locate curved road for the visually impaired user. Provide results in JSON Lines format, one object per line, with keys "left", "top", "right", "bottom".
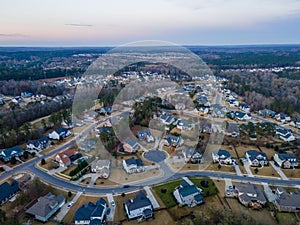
{"left": 1, "top": 112, "right": 300, "bottom": 195}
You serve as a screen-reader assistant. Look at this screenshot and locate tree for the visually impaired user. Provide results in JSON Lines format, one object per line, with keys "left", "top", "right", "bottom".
{"left": 10, "top": 157, "right": 17, "bottom": 165}
{"left": 254, "top": 168, "right": 259, "bottom": 174}
{"left": 23, "top": 151, "right": 29, "bottom": 159}
{"left": 68, "top": 191, "right": 72, "bottom": 198}
{"left": 41, "top": 158, "right": 46, "bottom": 165}
{"left": 218, "top": 164, "right": 222, "bottom": 170}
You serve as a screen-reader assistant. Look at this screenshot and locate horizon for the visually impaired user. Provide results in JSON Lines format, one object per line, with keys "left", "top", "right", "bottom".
{"left": 1, "top": 0, "right": 300, "bottom": 46}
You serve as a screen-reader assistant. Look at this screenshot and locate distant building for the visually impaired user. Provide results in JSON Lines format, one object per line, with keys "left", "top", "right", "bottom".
{"left": 275, "top": 113, "right": 291, "bottom": 123}
{"left": 164, "top": 135, "right": 184, "bottom": 147}
{"left": 27, "top": 137, "right": 51, "bottom": 151}
{"left": 245, "top": 150, "right": 268, "bottom": 167}
{"left": 274, "top": 187, "right": 300, "bottom": 212}
{"left": 91, "top": 160, "right": 111, "bottom": 178}
{"left": 122, "top": 157, "right": 144, "bottom": 174}
{"left": 0, "top": 146, "right": 24, "bottom": 162}
{"left": 173, "top": 179, "right": 203, "bottom": 207}
{"left": 125, "top": 191, "right": 153, "bottom": 220}
{"left": 235, "top": 183, "right": 266, "bottom": 209}
{"left": 182, "top": 147, "right": 203, "bottom": 163}
{"left": 239, "top": 103, "right": 250, "bottom": 113}
{"left": 123, "top": 139, "right": 140, "bottom": 153}
{"left": 274, "top": 153, "right": 298, "bottom": 169}
{"left": 48, "top": 128, "right": 72, "bottom": 140}
{"left": 225, "top": 123, "right": 240, "bottom": 137}
{"left": 74, "top": 198, "right": 107, "bottom": 225}
{"left": 137, "top": 129, "right": 154, "bottom": 142}
{"left": 55, "top": 148, "right": 80, "bottom": 167}
{"left": 258, "top": 109, "right": 276, "bottom": 118}
{"left": 26, "top": 193, "right": 65, "bottom": 222}
{"left": 212, "top": 149, "right": 232, "bottom": 165}
{"left": 79, "top": 139, "right": 96, "bottom": 152}
{"left": 0, "top": 180, "right": 19, "bottom": 205}
{"left": 275, "top": 127, "right": 295, "bottom": 142}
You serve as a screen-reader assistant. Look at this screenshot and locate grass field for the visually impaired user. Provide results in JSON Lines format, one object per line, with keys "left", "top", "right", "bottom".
{"left": 250, "top": 165, "right": 280, "bottom": 177}
{"left": 276, "top": 212, "right": 298, "bottom": 225}
{"left": 153, "top": 179, "right": 182, "bottom": 208}
{"left": 188, "top": 177, "right": 219, "bottom": 196}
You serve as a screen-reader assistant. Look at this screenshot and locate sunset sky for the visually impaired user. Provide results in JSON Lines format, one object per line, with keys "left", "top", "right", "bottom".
{"left": 1, "top": 0, "right": 300, "bottom": 46}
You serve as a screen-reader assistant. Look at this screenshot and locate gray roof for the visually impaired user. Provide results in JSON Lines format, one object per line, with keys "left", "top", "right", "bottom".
{"left": 276, "top": 192, "right": 300, "bottom": 208}
{"left": 26, "top": 193, "right": 65, "bottom": 218}
{"left": 235, "top": 183, "right": 266, "bottom": 203}
{"left": 178, "top": 185, "right": 201, "bottom": 198}
{"left": 246, "top": 150, "right": 267, "bottom": 162}
{"left": 74, "top": 198, "right": 106, "bottom": 221}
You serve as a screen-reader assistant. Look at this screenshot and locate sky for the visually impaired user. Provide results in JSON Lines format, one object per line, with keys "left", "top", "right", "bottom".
{"left": 1, "top": 0, "right": 300, "bottom": 46}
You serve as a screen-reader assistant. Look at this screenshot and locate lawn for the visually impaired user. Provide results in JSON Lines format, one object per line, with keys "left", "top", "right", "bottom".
{"left": 188, "top": 177, "right": 219, "bottom": 197}
{"left": 282, "top": 168, "right": 300, "bottom": 178}
{"left": 250, "top": 165, "right": 280, "bottom": 178}
{"left": 153, "top": 179, "right": 182, "bottom": 208}
{"left": 276, "top": 212, "right": 298, "bottom": 225}
{"left": 206, "top": 163, "right": 236, "bottom": 173}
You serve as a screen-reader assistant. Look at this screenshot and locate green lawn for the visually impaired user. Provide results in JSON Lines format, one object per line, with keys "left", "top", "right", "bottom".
{"left": 153, "top": 177, "right": 218, "bottom": 209}
{"left": 153, "top": 179, "right": 182, "bottom": 208}
{"left": 276, "top": 212, "right": 298, "bottom": 225}
{"left": 188, "top": 177, "right": 218, "bottom": 196}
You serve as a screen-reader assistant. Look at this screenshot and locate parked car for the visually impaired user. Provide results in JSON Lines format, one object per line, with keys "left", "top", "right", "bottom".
{"left": 111, "top": 200, "right": 115, "bottom": 206}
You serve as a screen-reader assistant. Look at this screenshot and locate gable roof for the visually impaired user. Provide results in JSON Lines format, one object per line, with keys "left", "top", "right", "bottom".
{"left": 278, "top": 153, "right": 297, "bottom": 161}
{"left": 26, "top": 193, "right": 65, "bottom": 218}
{"left": 0, "top": 146, "right": 24, "bottom": 158}
{"left": 125, "top": 191, "right": 152, "bottom": 211}
{"left": 124, "top": 158, "right": 143, "bottom": 167}
{"left": 178, "top": 184, "right": 200, "bottom": 198}
{"left": 214, "top": 149, "right": 231, "bottom": 159}
{"left": 246, "top": 150, "right": 267, "bottom": 161}
{"left": 0, "top": 180, "right": 19, "bottom": 203}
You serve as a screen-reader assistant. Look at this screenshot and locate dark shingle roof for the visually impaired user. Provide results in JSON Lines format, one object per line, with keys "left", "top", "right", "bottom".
{"left": 0, "top": 180, "right": 19, "bottom": 203}
{"left": 125, "top": 191, "right": 152, "bottom": 211}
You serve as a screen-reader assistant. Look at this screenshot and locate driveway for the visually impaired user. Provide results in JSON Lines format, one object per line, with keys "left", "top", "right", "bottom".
{"left": 270, "top": 161, "right": 288, "bottom": 180}
{"left": 144, "top": 186, "right": 160, "bottom": 209}
{"left": 106, "top": 193, "right": 115, "bottom": 221}
{"left": 261, "top": 182, "right": 277, "bottom": 202}
{"left": 243, "top": 160, "right": 254, "bottom": 177}
{"left": 144, "top": 150, "right": 167, "bottom": 163}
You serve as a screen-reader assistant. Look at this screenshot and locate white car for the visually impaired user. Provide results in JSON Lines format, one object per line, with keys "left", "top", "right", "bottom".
{"left": 111, "top": 200, "right": 115, "bottom": 206}
{"left": 67, "top": 201, "right": 74, "bottom": 208}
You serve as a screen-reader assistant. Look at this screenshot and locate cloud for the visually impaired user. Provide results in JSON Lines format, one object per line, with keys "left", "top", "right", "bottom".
{"left": 65, "top": 23, "right": 93, "bottom": 27}
{"left": 0, "top": 33, "right": 27, "bottom": 37}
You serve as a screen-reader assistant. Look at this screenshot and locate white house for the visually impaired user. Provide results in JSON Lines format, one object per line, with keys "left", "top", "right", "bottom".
{"left": 122, "top": 158, "right": 144, "bottom": 174}
{"left": 245, "top": 150, "right": 268, "bottom": 167}
{"left": 274, "top": 153, "right": 298, "bottom": 169}
{"left": 91, "top": 160, "right": 111, "bottom": 178}
{"left": 48, "top": 128, "right": 72, "bottom": 140}
{"left": 125, "top": 191, "right": 153, "bottom": 220}
{"left": 212, "top": 149, "right": 232, "bottom": 165}
{"left": 275, "top": 127, "right": 295, "bottom": 142}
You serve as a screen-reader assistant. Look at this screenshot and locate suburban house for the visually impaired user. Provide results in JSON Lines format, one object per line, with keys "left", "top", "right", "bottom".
{"left": 245, "top": 150, "right": 268, "bottom": 167}
{"left": 275, "top": 127, "right": 296, "bottom": 142}
{"left": 225, "top": 123, "right": 240, "bottom": 137}
{"left": 258, "top": 109, "right": 276, "bottom": 118}
{"left": 137, "top": 129, "right": 154, "bottom": 142}
{"left": 55, "top": 148, "right": 80, "bottom": 167}
{"left": 123, "top": 139, "right": 140, "bottom": 153}
{"left": 182, "top": 147, "right": 203, "bottom": 163}
{"left": 233, "top": 111, "right": 252, "bottom": 121}
{"left": 176, "top": 119, "right": 194, "bottom": 130}
{"left": 164, "top": 135, "right": 184, "bottom": 147}
{"left": 274, "top": 153, "right": 298, "bottom": 169}
{"left": 26, "top": 193, "right": 65, "bottom": 222}
{"left": 91, "top": 160, "right": 111, "bottom": 178}
{"left": 27, "top": 137, "right": 51, "bottom": 151}
{"left": 239, "top": 103, "right": 250, "bottom": 113}
{"left": 124, "top": 191, "right": 153, "bottom": 220}
{"left": 0, "top": 146, "right": 24, "bottom": 162}
{"left": 79, "top": 139, "right": 96, "bottom": 152}
{"left": 199, "top": 121, "right": 212, "bottom": 133}
{"left": 74, "top": 198, "right": 107, "bottom": 225}
{"left": 290, "top": 119, "right": 300, "bottom": 129}
{"left": 229, "top": 99, "right": 239, "bottom": 107}
{"left": 48, "top": 128, "right": 72, "bottom": 140}
{"left": 160, "top": 113, "right": 175, "bottom": 125}
{"left": 211, "top": 104, "right": 227, "bottom": 118}
{"left": 235, "top": 183, "right": 267, "bottom": 209}
{"left": 0, "top": 180, "right": 19, "bottom": 205}
{"left": 212, "top": 149, "right": 232, "bottom": 165}
{"left": 173, "top": 179, "right": 203, "bottom": 207}
{"left": 122, "top": 157, "right": 144, "bottom": 174}
{"left": 275, "top": 113, "right": 291, "bottom": 123}
{"left": 274, "top": 187, "right": 300, "bottom": 212}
